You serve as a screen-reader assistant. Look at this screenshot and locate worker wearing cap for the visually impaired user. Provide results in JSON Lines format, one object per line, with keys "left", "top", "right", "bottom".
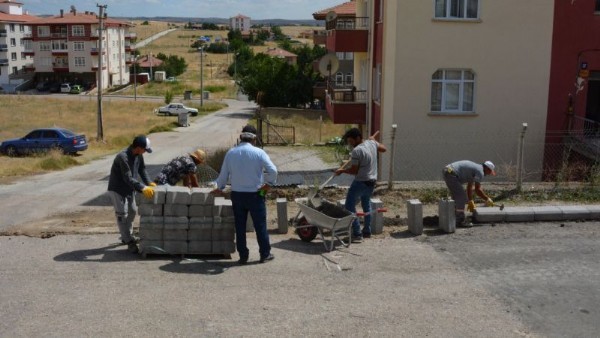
{"left": 443, "top": 160, "right": 496, "bottom": 226}
{"left": 154, "top": 149, "right": 205, "bottom": 188}
{"left": 107, "top": 135, "right": 156, "bottom": 253}
{"left": 212, "top": 125, "right": 278, "bottom": 265}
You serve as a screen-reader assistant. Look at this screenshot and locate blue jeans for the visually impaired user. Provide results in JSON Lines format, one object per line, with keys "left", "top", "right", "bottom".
{"left": 231, "top": 191, "right": 271, "bottom": 260}
{"left": 344, "top": 180, "right": 375, "bottom": 237}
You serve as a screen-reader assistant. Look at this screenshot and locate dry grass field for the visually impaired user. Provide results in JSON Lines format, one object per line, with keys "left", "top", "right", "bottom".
{"left": 129, "top": 20, "right": 176, "bottom": 41}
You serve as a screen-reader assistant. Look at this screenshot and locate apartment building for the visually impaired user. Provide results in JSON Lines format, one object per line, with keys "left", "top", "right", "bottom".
{"left": 230, "top": 14, "right": 250, "bottom": 32}
{"left": 24, "top": 8, "right": 135, "bottom": 90}
{"left": 0, "top": 0, "right": 37, "bottom": 91}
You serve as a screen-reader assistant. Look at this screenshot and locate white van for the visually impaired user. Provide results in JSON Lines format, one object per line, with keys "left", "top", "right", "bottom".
{"left": 60, "top": 83, "right": 71, "bottom": 93}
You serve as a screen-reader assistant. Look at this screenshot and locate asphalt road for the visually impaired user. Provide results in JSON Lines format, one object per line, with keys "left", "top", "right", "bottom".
{"left": 0, "top": 98, "right": 256, "bottom": 230}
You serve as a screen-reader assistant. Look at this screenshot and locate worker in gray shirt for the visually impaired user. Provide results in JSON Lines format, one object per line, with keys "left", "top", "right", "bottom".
{"left": 443, "top": 160, "right": 496, "bottom": 226}
{"left": 335, "top": 128, "right": 387, "bottom": 242}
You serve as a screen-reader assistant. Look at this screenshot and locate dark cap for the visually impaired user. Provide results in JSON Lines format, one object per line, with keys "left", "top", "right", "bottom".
{"left": 131, "top": 135, "right": 153, "bottom": 153}
{"left": 242, "top": 125, "right": 257, "bottom": 135}
{"left": 342, "top": 128, "right": 362, "bottom": 140}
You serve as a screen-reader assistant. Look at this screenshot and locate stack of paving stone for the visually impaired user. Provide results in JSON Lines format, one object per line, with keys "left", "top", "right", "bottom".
{"left": 137, "top": 186, "right": 235, "bottom": 256}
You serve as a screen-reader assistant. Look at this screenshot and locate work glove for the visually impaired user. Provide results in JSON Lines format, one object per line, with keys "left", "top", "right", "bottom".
{"left": 485, "top": 198, "right": 495, "bottom": 207}
{"left": 467, "top": 200, "right": 476, "bottom": 212}
{"left": 149, "top": 182, "right": 157, "bottom": 187}
{"left": 142, "top": 186, "right": 155, "bottom": 199}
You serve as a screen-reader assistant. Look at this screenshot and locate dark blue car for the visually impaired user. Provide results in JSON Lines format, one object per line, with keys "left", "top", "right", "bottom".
{"left": 1, "top": 128, "right": 88, "bottom": 156}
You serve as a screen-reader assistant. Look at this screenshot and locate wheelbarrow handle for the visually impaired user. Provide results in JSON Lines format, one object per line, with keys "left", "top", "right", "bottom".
{"left": 356, "top": 208, "right": 387, "bottom": 217}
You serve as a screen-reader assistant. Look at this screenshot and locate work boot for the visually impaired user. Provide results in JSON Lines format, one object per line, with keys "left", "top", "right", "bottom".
{"left": 126, "top": 241, "right": 139, "bottom": 254}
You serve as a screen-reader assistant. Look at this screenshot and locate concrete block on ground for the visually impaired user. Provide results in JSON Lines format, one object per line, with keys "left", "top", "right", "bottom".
{"left": 407, "top": 199, "right": 423, "bottom": 235}
{"left": 163, "top": 204, "right": 190, "bottom": 217}
{"left": 163, "top": 240, "right": 188, "bottom": 254}
{"left": 438, "top": 199, "right": 456, "bottom": 233}
{"left": 587, "top": 205, "right": 600, "bottom": 220}
{"left": 473, "top": 208, "right": 505, "bottom": 223}
{"left": 189, "top": 205, "right": 213, "bottom": 217}
{"left": 166, "top": 186, "right": 191, "bottom": 205}
{"left": 137, "top": 185, "right": 167, "bottom": 205}
{"left": 504, "top": 207, "right": 535, "bottom": 222}
{"left": 276, "top": 198, "right": 288, "bottom": 234}
{"left": 188, "top": 241, "right": 212, "bottom": 253}
{"left": 138, "top": 204, "right": 163, "bottom": 217}
{"left": 163, "top": 216, "right": 189, "bottom": 230}
{"left": 189, "top": 218, "right": 213, "bottom": 241}
{"left": 191, "top": 188, "right": 214, "bottom": 205}
{"left": 371, "top": 198, "right": 384, "bottom": 234}
{"left": 139, "top": 216, "right": 164, "bottom": 229}
{"left": 558, "top": 206, "right": 593, "bottom": 221}
{"left": 532, "top": 206, "right": 563, "bottom": 221}
{"left": 212, "top": 222, "right": 235, "bottom": 241}
{"left": 163, "top": 229, "right": 188, "bottom": 241}
{"left": 212, "top": 241, "right": 236, "bottom": 254}
{"left": 139, "top": 228, "right": 163, "bottom": 241}
{"left": 213, "top": 198, "right": 234, "bottom": 217}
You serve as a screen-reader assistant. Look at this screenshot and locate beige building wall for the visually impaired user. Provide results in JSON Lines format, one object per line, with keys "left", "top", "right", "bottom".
{"left": 379, "top": 0, "right": 554, "bottom": 181}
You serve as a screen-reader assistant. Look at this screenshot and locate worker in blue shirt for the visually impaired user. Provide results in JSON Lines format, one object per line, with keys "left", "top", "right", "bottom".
{"left": 212, "top": 125, "right": 278, "bottom": 265}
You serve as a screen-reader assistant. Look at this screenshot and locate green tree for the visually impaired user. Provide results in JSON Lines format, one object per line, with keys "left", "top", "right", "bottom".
{"left": 165, "top": 90, "right": 173, "bottom": 104}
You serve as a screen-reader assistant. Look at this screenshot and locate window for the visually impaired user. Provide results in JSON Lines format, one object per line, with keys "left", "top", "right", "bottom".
{"left": 335, "top": 72, "right": 344, "bottom": 86}
{"left": 52, "top": 40, "right": 68, "bottom": 50}
{"left": 10, "top": 38, "right": 16, "bottom": 47}
{"left": 74, "top": 57, "right": 86, "bottom": 67}
{"left": 435, "top": 0, "right": 479, "bottom": 19}
{"left": 72, "top": 25, "right": 85, "bottom": 37}
{"left": 12, "top": 66, "right": 17, "bottom": 74}
{"left": 40, "top": 57, "right": 52, "bottom": 66}
{"left": 596, "top": 0, "right": 600, "bottom": 11}
{"left": 431, "top": 69, "right": 475, "bottom": 113}
{"left": 40, "top": 42, "right": 51, "bottom": 51}
{"left": 21, "top": 52, "right": 25, "bottom": 60}
{"left": 11, "top": 52, "right": 17, "bottom": 61}
{"left": 73, "top": 41, "right": 85, "bottom": 51}
{"left": 19, "top": 25, "right": 24, "bottom": 32}
{"left": 345, "top": 73, "right": 353, "bottom": 86}
{"left": 9, "top": 23, "right": 15, "bottom": 32}
{"left": 37, "top": 26, "right": 50, "bottom": 37}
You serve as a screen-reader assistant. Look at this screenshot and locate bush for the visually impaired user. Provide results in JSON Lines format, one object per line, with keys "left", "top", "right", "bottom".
{"left": 164, "top": 90, "right": 173, "bottom": 104}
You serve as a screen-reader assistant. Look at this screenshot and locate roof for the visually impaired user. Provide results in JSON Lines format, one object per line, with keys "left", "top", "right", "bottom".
{"left": 137, "top": 55, "right": 163, "bottom": 68}
{"left": 28, "top": 11, "right": 130, "bottom": 26}
{"left": 0, "top": 1, "right": 23, "bottom": 4}
{"left": 313, "top": 1, "right": 356, "bottom": 20}
{"left": 0, "top": 12, "right": 38, "bottom": 23}
{"left": 265, "top": 48, "right": 297, "bottom": 58}
{"left": 231, "top": 14, "right": 250, "bottom": 19}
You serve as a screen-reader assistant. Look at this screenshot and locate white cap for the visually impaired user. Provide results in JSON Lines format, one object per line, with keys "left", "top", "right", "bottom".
{"left": 483, "top": 161, "right": 496, "bottom": 176}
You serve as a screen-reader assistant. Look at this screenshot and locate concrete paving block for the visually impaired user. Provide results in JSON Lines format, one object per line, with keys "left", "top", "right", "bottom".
{"left": 166, "top": 186, "right": 191, "bottom": 205}
{"left": 212, "top": 241, "right": 236, "bottom": 254}
{"left": 276, "top": 198, "right": 288, "bottom": 234}
{"left": 139, "top": 228, "right": 163, "bottom": 241}
{"left": 138, "top": 186, "right": 167, "bottom": 205}
{"left": 139, "top": 216, "right": 164, "bottom": 230}
{"left": 504, "top": 207, "right": 535, "bottom": 222}
{"left": 213, "top": 198, "right": 234, "bottom": 217}
{"left": 188, "top": 241, "right": 212, "bottom": 253}
{"left": 438, "top": 199, "right": 456, "bottom": 233}
{"left": 212, "top": 223, "right": 235, "bottom": 241}
{"left": 163, "top": 229, "right": 188, "bottom": 241}
{"left": 188, "top": 219, "right": 212, "bottom": 241}
{"left": 163, "top": 241, "right": 188, "bottom": 254}
{"left": 191, "top": 188, "right": 214, "bottom": 205}
{"left": 213, "top": 216, "right": 235, "bottom": 226}
{"left": 138, "top": 204, "right": 163, "bottom": 217}
{"left": 163, "top": 216, "right": 189, "bottom": 230}
{"left": 189, "top": 217, "right": 213, "bottom": 226}
{"left": 586, "top": 205, "right": 600, "bottom": 220}
{"left": 558, "top": 206, "right": 593, "bottom": 220}
{"left": 407, "top": 199, "right": 423, "bottom": 235}
{"left": 189, "top": 205, "right": 213, "bottom": 217}
{"left": 163, "top": 204, "right": 189, "bottom": 217}
{"left": 371, "top": 198, "right": 384, "bottom": 234}
{"left": 532, "top": 206, "right": 563, "bottom": 221}
{"left": 473, "top": 208, "right": 505, "bottom": 223}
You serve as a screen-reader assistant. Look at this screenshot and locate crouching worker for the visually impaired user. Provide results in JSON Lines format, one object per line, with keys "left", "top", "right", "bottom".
{"left": 154, "top": 149, "right": 205, "bottom": 188}
{"left": 443, "top": 160, "right": 496, "bottom": 227}
{"left": 107, "top": 135, "right": 156, "bottom": 253}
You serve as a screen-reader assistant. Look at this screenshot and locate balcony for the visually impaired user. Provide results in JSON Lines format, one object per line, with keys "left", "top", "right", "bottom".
{"left": 0, "top": 58, "right": 8, "bottom": 65}
{"left": 313, "top": 30, "right": 327, "bottom": 45}
{"left": 0, "top": 29, "right": 6, "bottom": 37}
{"left": 52, "top": 62, "right": 69, "bottom": 71}
{"left": 125, "top": 44, "right": 133, "bottom": 52}
{"left": 125, "top": 32, "right": 137, "bottom": 40}
{"left": 90, "top": 47, "right": 105, "bottom": 55}
{"left": 50, "top": 32, "right": 68, "bottom": 39}
{"left": 24, "top": 63, "right": 35, "bottom": 71}
{"left": 0, "top": 44, "right": 7, "bottom": 51}
{"left": 92, "top": 65, "right": 107, "bottom": 71}
{"left": 325, "top": 86, "right": 367, "bottom": 124}
{"left": 325, "top": 17, "right": 369, "bottom": 53}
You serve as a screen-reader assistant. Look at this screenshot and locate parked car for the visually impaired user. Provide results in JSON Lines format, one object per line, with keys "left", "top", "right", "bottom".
{"left": 69, "top": 85, "right": 83, "bottom": 94}
{"left": 0, "top": 128, "right": 88, "bottom": 156}
{"left": 36, "top": 82, "right": 51, "bottom": 92}
{"left": 49, "top": 82, "right": 61, "bottom": 93}
{"left": 157, "top": 103, "right": 199, "bottom": 116}
{"left": 60, "top": 83, "right": 71, "bottom": 93}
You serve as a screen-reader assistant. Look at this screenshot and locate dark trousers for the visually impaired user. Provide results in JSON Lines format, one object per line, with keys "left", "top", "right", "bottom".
{"left": 231, "top": 191, "right": 271, "bottom": 260}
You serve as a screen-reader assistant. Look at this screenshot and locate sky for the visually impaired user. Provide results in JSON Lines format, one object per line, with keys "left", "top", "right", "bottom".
{"left": 23, "top": 0, "right": 344, "bottom": 20}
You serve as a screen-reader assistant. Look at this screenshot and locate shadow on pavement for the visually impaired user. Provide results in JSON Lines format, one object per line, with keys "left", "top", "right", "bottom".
{"left": 272, "top": 237, "right": 330, "bottom": 255}
{"left": 54, "top": 243, "right": 139, "bottom": 262}
{"left": 159, "top": 259, "right": 238, "bottom": 275}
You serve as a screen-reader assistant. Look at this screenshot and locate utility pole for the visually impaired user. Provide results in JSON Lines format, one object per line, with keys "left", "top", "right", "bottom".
{"left": 96, "top": 3, "right": 107, "bottom": 142}
{"left": 388, "top": 124, "right": 397, "bottom": 190}
{"left": 199, "top": 47, "right": 204, "bottom": 106}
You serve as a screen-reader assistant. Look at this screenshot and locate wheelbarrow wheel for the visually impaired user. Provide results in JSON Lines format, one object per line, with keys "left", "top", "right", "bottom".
{"left": 295, "top": 216, "right": 318, "bottom": 242}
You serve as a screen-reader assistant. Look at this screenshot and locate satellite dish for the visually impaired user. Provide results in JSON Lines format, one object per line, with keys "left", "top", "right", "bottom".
{"left": 318, "top": 53, "right": 340, "bottom": 77}
{"left": 325, "top": 11, "right": 338, "bottom": 22}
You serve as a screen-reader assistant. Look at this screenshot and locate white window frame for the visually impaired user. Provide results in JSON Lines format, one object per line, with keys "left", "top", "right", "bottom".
{"left": 335, "top": 72, "right": 344, "bottom": 86}
{"left": 72, "top": 25, "right": 85, "bottom": 37}
{"left": 39, "top": 41, "right": 51, "bottom": 51}
{"left": 37, "top": 26, "right": 50, "bottom": 37}
{"left": 11, "top": 52, "right": 17, "bottom": 61}
{"left": 345, "top": 72, "right": 353, "bottom": 86}
{"left": 434, "top": 0, "right": 480, "bottom": 20}
{"left": 10, "top": 38, "right": 16, "bottom": 47}
{"left": 430, "top": 69, "right": 475, "bottom": 114}
{"left": 74, "top": 57, "right": 86, "bottom": 67}
{"left": 73, "top": 41, "right": 85, "bottom": 51}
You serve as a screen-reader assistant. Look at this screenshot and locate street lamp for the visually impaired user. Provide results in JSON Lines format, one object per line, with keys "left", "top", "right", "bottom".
{"left": 198, "top": 47, "right": 204, "bottom": 107}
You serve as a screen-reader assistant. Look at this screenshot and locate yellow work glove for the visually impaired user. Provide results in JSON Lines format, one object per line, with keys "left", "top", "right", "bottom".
{"left": 485, "top": 198, "right": 495, "bottom": 207}
{"left": 149, "top": 182, "right": 157, "bottom": 187}
{"left": 467, "top": 200, "right": 476, "bottom": 212}
{"left": 142, "top": 186, "right": 155, "bottom": 199}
